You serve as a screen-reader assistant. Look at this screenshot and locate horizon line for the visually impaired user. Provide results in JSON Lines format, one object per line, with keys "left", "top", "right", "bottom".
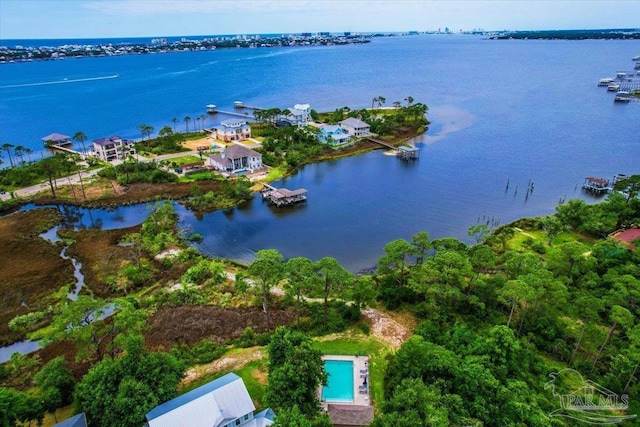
{"left": 2, "top": 27, "right": 640, "bottom": 42}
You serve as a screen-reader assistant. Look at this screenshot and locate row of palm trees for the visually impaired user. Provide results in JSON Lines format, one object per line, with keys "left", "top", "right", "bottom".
{"left": 170, "top": 114, "right": 209, "bottom": 134}
{"left": 1, "top": 143, "right": 35, "bottom": 168}
{"left": 372, "top": 95, "right": 415, "bottom": 109}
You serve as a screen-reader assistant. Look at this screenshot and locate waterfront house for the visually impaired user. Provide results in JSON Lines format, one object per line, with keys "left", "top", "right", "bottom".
{"left": 53, "top": 413, "right": 87, "bottom": 427}
{"left": 211, "top": 119, "right": 251, "bottom": 142}
{"left": 92, "top": 136, "right": 136, "bottom": 162}
{"left": 207, "top": 144, "right": 263, "bottom": 173}
{"left": 145, "top": 373, "right": 275, "bottom": 427}
{"left": 282, "top": 103, "right": 312, "bottom": 127}
{"left": 339, "top": 118, "right": 370, "bottom": 137}
{"left": 318, "top": 125, "right": 351, "bottom": 145}
{"left": 41, "top": 133, "right": 71, "bottom": 146}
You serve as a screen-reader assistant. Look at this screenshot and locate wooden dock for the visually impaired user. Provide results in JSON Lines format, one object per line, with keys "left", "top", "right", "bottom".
{"left": 365, "top": 137, "right": 420, "bottom": 160}
{"left": 262, "top": 183, "right": 307, "bottom": 207}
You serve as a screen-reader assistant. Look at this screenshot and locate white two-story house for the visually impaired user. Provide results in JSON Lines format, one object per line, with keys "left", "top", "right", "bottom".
{"left": 212, "top": 120, "right": 252, "bottom": 142}
{"left": 282, "top": 103, "right": 312, "bottom": 127}
{"left": 339, "top": 118, "right": 371, "bottom": 137}
{"left": 92, "top": 136, "right": 136, "bottom": 161}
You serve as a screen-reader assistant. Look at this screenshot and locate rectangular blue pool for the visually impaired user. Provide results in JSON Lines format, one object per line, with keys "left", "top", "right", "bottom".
{"left": 322, "top": 360, "right": 354, "bottom": 402}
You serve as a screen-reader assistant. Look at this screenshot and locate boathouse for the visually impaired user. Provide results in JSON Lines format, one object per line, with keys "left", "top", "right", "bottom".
{"left": 397, "top": 145, "right": 420, "bottom": 160}
{"left": 262, "top": 184, "right": 307, "bottom": 207}
{"left": 582, "top": 177, "right": 611, "bottom": 194}
{"left": 42, "top": 133, "right": 71, "bottom": 146}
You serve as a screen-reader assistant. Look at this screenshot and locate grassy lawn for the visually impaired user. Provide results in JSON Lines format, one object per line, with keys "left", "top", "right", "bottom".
{"left": 179, "top": 171, "right": 223, "bottom": 182}
{"left": 164, "top": 155, "right": 202, "bottom": 166}
{"left": 41, "top": 404, "right": 74, "bottom": 427}
{"left": 263, "top": 166, "right": 287, "bottom": 182}
{"left": 506, "top": 227, "right": 595, "bottom": 253}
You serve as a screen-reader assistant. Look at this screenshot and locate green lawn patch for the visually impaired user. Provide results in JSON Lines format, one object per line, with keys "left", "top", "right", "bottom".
{"left": 165, "top": 155, "right": 202, "bottom": 166}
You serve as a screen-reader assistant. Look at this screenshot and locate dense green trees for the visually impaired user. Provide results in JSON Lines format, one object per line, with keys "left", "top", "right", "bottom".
{"left": 371, "top": 195, "right": 640, "bottom": 425}
{"left": 265, "top": 328, "right": 326, "bottom": 419}
{"left": 74, "top": 336, "right": 184, "bottom": 427}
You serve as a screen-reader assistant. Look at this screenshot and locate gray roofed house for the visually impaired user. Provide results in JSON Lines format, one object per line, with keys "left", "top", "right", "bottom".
{"left": 53, "top": 413, "right": 87, "bottom": 427}
{"left": 207, "top": 144, "right": 263, "bottom": 173}
{"left": 339, "top": 118, "right": 371, "bottom": 137}
{"left": 146, "top": 373, "right": 274, "bottom": 427}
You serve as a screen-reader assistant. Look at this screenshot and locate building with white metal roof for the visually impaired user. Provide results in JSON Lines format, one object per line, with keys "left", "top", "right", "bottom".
{"left": 146, "top": 373, "right": 274, "bottom": 427}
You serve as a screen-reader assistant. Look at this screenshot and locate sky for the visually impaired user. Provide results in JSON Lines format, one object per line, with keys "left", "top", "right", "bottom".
{"left": 1, "top": 0, "right": 640, "bottom": 40}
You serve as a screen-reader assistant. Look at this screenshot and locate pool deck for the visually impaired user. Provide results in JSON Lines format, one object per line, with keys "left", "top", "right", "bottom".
{"left": 320, "top": 355, "right": 370, "bottom": 408}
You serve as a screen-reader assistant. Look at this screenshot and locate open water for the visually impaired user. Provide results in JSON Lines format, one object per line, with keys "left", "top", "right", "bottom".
{"left": 1, "top": 35, "right": 639, "bottom": 272}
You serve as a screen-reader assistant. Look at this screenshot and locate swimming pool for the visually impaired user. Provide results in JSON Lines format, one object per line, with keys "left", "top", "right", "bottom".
{"left": 322, "top": 360, "right": 354, "bottom": 402}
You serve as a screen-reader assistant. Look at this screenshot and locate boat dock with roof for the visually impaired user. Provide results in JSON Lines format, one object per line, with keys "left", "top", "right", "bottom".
{"left": 582, "top": 177, "right": 612, "bottom": 194}
{"left": 262, "top": 183, "right": 307, "bottom": 207}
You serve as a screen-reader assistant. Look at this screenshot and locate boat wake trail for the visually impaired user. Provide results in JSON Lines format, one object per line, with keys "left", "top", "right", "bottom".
{"left": 0, "top": 74, "right": 120, "bottom": 89}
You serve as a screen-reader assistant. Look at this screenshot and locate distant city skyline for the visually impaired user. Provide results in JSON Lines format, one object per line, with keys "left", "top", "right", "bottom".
{"left": 1, "top": 0, "right": 640, "bottom": 40}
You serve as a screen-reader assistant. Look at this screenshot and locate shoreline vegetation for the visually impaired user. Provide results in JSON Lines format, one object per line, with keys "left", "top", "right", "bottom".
{"left": 1, "top": 181, "right": 638, "bottom": 426}
{"left": 0, "top": 102, "right": 429, "bottom": 215}
{"left": 2, "top": 28, "right": 639, "bottom": 64}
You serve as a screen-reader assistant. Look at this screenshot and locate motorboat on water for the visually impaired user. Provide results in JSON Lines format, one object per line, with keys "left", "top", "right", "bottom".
{"left": 598, "top": 77, "right": 614, "bottom": 86}
{"left": 607, "top": 83, "right": 621, "bottom": 92}
{"left": 614, "top": 91, "right": 631, "bottom": 103}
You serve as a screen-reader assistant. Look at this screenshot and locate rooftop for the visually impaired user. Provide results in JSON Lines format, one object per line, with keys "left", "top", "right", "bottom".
{"left": 41, "top": 133, "right": 70, "bottom": 142}
{"left": 340, "top": 117, "right": 370, "bottom": 128}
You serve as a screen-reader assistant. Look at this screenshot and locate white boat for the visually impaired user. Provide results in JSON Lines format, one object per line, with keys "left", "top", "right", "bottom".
{"left": 614, "top": 91, "right": 631, "bottom": 103}
{"left": 206, "top": 104, "right": 217, "bottom": 113}
{"left": 633, "top": 55, "right": 640, "bottom": 61}
{"left": 598, "top": 77, "right": 614, "bottom": 86}
{"left": 234, "top": 101, "right": 245, "bottom": 108}
{"left": 607, "top": 83, "right": 621, "bottom": 92}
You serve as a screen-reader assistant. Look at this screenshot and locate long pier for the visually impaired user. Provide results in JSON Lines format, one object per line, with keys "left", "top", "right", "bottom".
{"left": 365, "top": 137, "right": 420, "bottom": 160}
{"left": 214, "top": 109, "right": 256, "bottom": 118}
{"left": 262, "top": 183, "right": 307, "bottom": 207}
{"left": 49, "top": 144, "right": 82, "bottom": 156}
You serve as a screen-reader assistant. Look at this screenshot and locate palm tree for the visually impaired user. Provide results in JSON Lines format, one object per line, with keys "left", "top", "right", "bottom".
{"left": 376, "top": 96, "right": 386, "bottom": 108}
{"left": 195, "top": 117, "right": 201, "bottom": 132}
{"left": 72, "top": 132, "right": 88, "bottom": 158}
{"left": 24, "top": 147, "right": 33, "bottom": 163}
{"left": 200, "top": 115, "right": 207, "bottom": 131}
{"left": 171, "top": 117, "right": 178, "bottom": 132}
{"left": 1, "top": 143, "right": 15, "bottom": 168}
{"left": 371, "top": 97, "right": 378, "bottom": 109}
{"left": 184, "top": 116, "right": 191, "bottom": 133}
{"left": 14, "top": 145, "right": 25, "bottom": 165}
{"left": 405, "top": 96, "right": 414, "bottom": 106}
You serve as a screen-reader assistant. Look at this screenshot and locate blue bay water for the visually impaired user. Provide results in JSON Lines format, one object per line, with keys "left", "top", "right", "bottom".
{"left": 1, "top": 35, "right": 639, "bottom": 271}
